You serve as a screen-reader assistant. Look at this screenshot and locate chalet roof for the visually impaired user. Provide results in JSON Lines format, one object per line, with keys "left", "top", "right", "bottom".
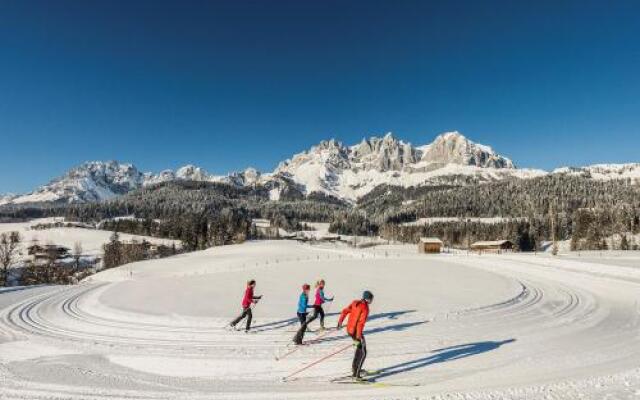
{"left": 420, "top": 237, "right": 443, "bottom": 245}
{"left": 471, "top": 240, "right": 512, "bottom": 247}
{"left": 252, "top": 219, "right": 271, "bottom": 228}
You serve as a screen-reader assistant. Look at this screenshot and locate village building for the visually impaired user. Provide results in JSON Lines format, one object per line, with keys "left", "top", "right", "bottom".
{"left": 418, "top": 237, "right": 444, "bottom": 254}
{"left": 252, "top": 218, "right": 280, "bottom": 239}
{"left": 470, "top": 240, "right": 514, "bottom": 253}
{"left": 27, "top": 244, "right": 71, "bottom": 265}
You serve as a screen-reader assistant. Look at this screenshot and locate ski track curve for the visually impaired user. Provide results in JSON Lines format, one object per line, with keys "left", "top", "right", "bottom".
{"left": 2, "top": 244, "right": 640, "bottom": 399}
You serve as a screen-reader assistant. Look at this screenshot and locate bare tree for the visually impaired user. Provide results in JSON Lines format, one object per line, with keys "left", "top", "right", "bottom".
{"left": 0, "top": 231, "right": 22, "bottom": 286}
{"left": 73, "top": 241, "right": 83, "bottom": 272}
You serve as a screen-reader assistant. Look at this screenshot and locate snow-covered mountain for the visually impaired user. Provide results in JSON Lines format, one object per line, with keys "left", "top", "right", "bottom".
{"left": 0, "top": 162, "right": 207, "bottom": 206}
{"left": 142, "top": 165, "right": 226, "bottom": 186}
{"left": 552, "top": 163, "right": 640, "bottom": 181}
{"left": 273, "top": 131, "right": 541, "bottom": 199}
{"left": 1, "top": 161, "right": 146, "bottom": 205}
{"left": 1, "top": 131, "right": 637, "bottom": 206}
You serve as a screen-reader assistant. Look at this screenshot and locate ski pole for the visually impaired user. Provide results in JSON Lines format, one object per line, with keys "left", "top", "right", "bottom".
{"left": 282, "top": 343, "right": 352, "bottom": 381}
{"left": 275, "top": 326, "right": 339, "bottom": 361}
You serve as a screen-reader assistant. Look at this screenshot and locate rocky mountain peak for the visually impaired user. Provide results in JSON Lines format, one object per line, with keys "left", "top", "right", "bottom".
{"left": 351, "top": 132, "right": 417, "bottom": 171}
{"left": 175, "top": 165, "right": 210, "bottom": 181}
{"left": 421, "top": 131, "right": 514, "bottom": 168}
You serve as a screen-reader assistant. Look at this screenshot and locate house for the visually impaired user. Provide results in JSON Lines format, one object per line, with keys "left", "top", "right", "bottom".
{"left": 418, "top": 237, "right": 443, "bottom": 254}
{"left": 27, "top": 244, "right": 71, "bottom": 264}
{"left": 252, "top": 219, "right": 280, "bottom": 239}
{"left": 470, "top": 240, "right": 514, "bottom": 253}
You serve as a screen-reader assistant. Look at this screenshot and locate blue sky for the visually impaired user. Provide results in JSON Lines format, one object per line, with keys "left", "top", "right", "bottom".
{"left": 0, "top": 0, "right": 639, "bottom": 193}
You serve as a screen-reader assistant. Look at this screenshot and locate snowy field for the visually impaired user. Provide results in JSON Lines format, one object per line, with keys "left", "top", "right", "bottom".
{"left": 2, "top": 241, "right": 640, "bottom": 399}
{"left": 0, "top": 218, "right": 180, "bottom": 258}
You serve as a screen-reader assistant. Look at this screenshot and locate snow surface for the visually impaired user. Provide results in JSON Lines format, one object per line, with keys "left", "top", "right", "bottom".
{"left": 3, "top": 240, "right": 640, "bottom": 398}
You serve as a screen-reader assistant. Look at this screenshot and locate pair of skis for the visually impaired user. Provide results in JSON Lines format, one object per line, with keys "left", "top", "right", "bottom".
{"left": 282, "top": 371, "right": 420, "bottom": 387}
{"left": 331, "top": 378, "right": 420, "bottom": 387}
{"left": 280, "top": 337, "right": 421, "bottom": 387}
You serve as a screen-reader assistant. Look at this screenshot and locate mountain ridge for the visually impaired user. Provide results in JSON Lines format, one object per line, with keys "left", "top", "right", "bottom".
{"left": 1, "top": 131, "right": 637, "bottom": 206}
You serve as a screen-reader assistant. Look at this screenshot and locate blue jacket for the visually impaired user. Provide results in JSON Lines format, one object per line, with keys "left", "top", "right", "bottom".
{"left": 297, "top": 293, "right": 312, "bottom": 314}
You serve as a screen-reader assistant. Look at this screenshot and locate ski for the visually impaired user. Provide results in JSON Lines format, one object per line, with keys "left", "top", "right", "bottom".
{"left": 330, "top": 370, "right": 380, "bottom": 382}
{"left": 331, "top": 377, "right": 420, "bottom": 387}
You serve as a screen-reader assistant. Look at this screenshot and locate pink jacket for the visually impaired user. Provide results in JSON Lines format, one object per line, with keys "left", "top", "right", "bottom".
{"left": 314, "top": 288, "right": 331, "bottom": 306}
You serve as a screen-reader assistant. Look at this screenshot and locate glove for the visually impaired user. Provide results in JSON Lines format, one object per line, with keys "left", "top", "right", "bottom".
{"left": 353, "top": 339, "right": 361, "bottom": 348}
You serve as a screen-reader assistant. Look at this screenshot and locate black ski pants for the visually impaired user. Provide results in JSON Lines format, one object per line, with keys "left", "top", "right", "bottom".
{"left": 351, "top": 334, "right": 367, "bottom": 378}
{"left": 231, "top": 306, "right": 252, "bottom": 331}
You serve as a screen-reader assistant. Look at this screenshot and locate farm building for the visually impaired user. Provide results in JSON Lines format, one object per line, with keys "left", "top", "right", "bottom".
{"left": 252, "top": 219, "right": 280, "bottom": 239}
{"left": 470, "top": 240, "right": 514, "bottom": 253}
{"left": 27, "top": 244, "right": 71, "bottom": 260}
{"left": 27, "top": 244, "right": 72, "bottom": 266}
{"left": 418, "top": 237, "right": 444, "bottom": 254}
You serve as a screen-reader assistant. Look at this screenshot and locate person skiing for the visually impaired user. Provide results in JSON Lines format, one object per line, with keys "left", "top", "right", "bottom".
{"left": 293, "top": 279, "right": 333, "bottom": 344}
{"left": 337, "top": 290, "right": 373, "bottom": 380}
{"left": 297, "top": 284, "right": 313, "bottom": 325}
{"left": 229, "top": 279, "right": 262, "bottom": 332}
{"left": 310, "top": 279, "right": 334, "bottom": 330}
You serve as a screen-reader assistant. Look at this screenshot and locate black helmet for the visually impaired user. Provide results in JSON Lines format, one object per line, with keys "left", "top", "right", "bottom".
{"left": 362, "top": 290, "right": 374, "bottom": 301}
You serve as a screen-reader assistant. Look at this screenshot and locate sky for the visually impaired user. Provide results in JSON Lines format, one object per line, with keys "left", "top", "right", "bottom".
{"left": 0, "top": 0, "right": 639, "bottom": 193}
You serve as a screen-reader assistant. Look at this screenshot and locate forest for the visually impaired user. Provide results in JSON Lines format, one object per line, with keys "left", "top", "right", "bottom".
{"left": 1, "top": 175, "right": 639, "bottom": 251}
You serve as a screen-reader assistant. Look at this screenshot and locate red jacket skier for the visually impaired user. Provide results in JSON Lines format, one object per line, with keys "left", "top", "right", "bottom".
{"left": 337, "top": 290, "right": 374, "bottom": 379}
{"left": 230, "top": 279, "right": 262, "bottom": 332}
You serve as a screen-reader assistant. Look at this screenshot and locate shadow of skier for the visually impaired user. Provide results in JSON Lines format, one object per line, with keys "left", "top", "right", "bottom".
{"left": 371, "top": 339, "right": 516, "bottom": 381}
{"left": 251, "top": 310, "right": 417, "bottom": 332}
{"left": 368, "top": 310, "right": 417, "bottom": 321}
{"left": 250, "top": 312, "right": 340, "bottom": 331}
{"left": 313, "top": 320, "right": 428, "bottom": 344}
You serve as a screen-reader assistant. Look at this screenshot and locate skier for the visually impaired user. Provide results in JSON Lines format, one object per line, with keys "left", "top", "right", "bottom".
{"left": 229, "top": 279, "right": 262, "bottom": 332}
{"left": 297, "top": 284, "right": 313, "bottom": 325}
{"left": 337, "top": 290, "right": 373, "bottom": 380}
{"left": 293, "top": 279, "right": 333, "bottom": 344}
{"left": 309, "top": 279, "right": 334, "bottom": 330}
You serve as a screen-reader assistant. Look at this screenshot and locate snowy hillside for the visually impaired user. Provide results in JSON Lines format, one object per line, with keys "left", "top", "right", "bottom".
{"left": 1, "top": 131, "right": 638, "bottom": 205}
{"left": 0, "top": 217, "right": 180, "bottom": 258}
{"left": 553, "top": 163, "right": 640, "bottom": 181}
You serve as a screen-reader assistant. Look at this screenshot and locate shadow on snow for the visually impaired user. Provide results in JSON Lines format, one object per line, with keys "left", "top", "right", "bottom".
{"left": 371, "top": 339, "right": 517, "bottom": 381}
{"left": 251, "top": 309, "right": 417, "bottom": 332}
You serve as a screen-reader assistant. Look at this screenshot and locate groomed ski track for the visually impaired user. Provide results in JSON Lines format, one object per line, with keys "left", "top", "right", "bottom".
{"left": 2, "top": 241, "right": 640, "bottom": 399}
